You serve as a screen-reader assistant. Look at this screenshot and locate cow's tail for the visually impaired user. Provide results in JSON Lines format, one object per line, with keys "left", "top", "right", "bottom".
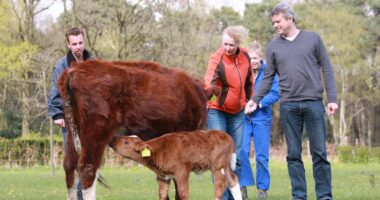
{"left": 59, "top": 70, "right": 82, "bottom": 153}
{"left": 97, "top": 174, "right": 110, "bottom": 190}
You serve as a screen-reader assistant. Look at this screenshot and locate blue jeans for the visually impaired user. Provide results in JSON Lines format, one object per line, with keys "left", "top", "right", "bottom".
{"left": 280, "top": 100, "right": 332, "bottom": 200}
{"left": 240, "top": 115, "right": 271, "bottom": 190}
{"left": 208, "top": 109, "right": 244, "bottom": 200}
{"left": 62, "top": 128, "right": 67, "bottom": 152}
{"left": 62, "top": 127, "right": 83, "bottom": 200}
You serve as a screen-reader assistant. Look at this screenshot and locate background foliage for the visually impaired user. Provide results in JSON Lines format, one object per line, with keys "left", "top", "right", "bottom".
{"left": 0, "top": 0, "right": 379, "bottom": 151}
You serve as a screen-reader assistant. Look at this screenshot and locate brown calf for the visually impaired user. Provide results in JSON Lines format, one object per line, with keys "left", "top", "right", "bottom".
{"left": 110, "top": 130, "right": 242, "bottom": 200}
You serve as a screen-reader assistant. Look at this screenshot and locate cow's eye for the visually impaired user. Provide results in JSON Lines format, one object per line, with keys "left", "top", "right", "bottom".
{"left": 124, "top": 141, "right": 129, "bottom": 144}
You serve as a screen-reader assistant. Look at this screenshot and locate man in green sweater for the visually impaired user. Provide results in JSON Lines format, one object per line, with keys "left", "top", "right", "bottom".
{"left": 245, "top": 3, "right": 339, "bottom": 200}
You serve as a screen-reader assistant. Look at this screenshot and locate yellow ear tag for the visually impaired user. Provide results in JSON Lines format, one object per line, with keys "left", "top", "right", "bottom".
{"left": 210, "top": 94, "right": 217, "bottom": 102}
{"left": 141, "top": 147, "right": 151, "bottom": 157}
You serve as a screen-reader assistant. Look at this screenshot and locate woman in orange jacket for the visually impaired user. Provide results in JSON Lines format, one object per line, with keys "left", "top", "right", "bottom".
{"left": 205, "top": 25, "right": 253, "bottom": 200}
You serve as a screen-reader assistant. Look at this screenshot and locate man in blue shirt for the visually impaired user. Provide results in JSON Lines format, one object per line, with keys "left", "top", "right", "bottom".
{"left": 47, "top": 27, "right": 92, "bottom": 200}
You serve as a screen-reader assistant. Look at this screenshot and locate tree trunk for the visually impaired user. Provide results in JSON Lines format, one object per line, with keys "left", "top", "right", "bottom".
{"left": 356, "top": 100, "right": 366, "bottom": 146}
{"left": 0, "top": 84, "right": 7, "bottom": 130}
{"left": 338, "top": 69, "right": 348, "bottom": 146}
{"left": 21, "top": 81, "right": 30, "bottom": 136}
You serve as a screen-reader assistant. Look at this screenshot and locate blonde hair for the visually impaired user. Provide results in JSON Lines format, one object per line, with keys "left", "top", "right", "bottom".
{"left": 223, "top": 25, "right": 248, "bottom": 45}
{"left": 248, "top": 40, "right": 262, "bottom": 57}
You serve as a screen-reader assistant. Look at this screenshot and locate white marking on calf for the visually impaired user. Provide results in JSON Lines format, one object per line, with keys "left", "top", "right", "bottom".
{"left": 164, "top": 175, "right": 175, "bottom": 181}
{"left": 82, "top": 170, "right": 98, "bottom": 200}
{"left": 221, "top": 168, "right": 225, "bottom": 175}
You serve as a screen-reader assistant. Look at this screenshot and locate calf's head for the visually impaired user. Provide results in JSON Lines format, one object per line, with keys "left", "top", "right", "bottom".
{"left": 109, "top": 136, "right": 152, "bottom": 160}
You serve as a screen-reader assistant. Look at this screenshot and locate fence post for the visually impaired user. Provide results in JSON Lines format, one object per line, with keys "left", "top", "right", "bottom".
{"left": 50, "top": 118, "right": 55, "bottom": 176}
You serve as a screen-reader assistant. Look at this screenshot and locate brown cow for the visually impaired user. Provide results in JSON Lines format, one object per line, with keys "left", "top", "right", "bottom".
{"left": 110, "top": 130, "right": 242, "bottom": 200}
{"left": 58, "top": 60, "right": 214, "bottom": 200}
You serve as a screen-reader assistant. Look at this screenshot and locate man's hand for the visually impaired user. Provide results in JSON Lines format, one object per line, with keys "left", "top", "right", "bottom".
{"left": 245, "top": 100, "right": 257, "bottom": 114}
{"left": 327, "top": 103, "right": 339, "bottom": 115}
{"left": 54, "top": 119, "right": 65, "bottom": 128}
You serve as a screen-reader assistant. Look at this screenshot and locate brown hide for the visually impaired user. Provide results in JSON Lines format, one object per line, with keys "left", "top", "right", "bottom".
{"left": 110, "top": 130, "right": 239, "bottom": 200}
{"left": 111, "top": 130, "right": 235, "bottom": 175}
{"left": 58, "top": 60, "right": 209, "bottom": 191}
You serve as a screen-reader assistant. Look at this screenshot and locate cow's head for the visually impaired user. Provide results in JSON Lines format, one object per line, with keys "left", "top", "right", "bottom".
{"left": 109, "top": 135, "right": 152, "bottom": 160}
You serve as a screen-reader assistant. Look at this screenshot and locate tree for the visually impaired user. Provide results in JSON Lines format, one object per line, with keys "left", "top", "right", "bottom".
{"left": 296, "top": 1, "right": 380, "bottom": 148}
{"left": 210, "top": 6, "right": 242, "bottom": 31}
{"left": 0, "top": 0, "right": 40, "bottom": 137}
{"left": 150, "top": 1, "right": 220, "bottom": 77}
{"left": 243, "top": 0, "right": 278, "bottom": 47}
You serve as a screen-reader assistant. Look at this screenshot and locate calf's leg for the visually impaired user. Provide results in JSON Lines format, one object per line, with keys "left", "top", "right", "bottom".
{"left": 157, "top": 176, "right": 171, "bottom": 200}
{"left": 212, "top": 168, "right": 228, "bottom": 200}
{"left": 174, "top": 172, "right": 190, "bottom": 200}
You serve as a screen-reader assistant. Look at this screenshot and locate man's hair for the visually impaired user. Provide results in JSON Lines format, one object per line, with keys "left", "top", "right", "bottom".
{"left": 271, "top": 3, "right": 296, "bottom": 22}
{"left": 248, "top": 40, "right": 262, "bottom": 57}
{"left": 65, "top": 27, "right": 84, "bottom": 42}
{"left": 223, "top": 25, "right": 248, "bottom": 45}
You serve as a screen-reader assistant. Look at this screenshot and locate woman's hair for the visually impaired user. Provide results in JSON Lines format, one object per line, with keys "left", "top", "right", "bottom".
{"left": 248, "top": 40, "right": 262, "bottom": 57}
{"left": 65, "top": 27, "right": 84, "bottom": 42}
{"left": 271, "top": 3, "right": 296, "bottom": 22}
{"left": 223, "top": 25, "right": 248, "bottom": 45}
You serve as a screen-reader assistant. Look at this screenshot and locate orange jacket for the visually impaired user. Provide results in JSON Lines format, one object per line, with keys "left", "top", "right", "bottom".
{"left": 205, "top": 47, "right": 253, "bottom": 114}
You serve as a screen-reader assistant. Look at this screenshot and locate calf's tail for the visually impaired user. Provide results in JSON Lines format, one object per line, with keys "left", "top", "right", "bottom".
{"left": 226, "top": 152, "right": 242, "bottom": 200}
{"left": 229, "top": 152, "right": 237, "bottom": 171}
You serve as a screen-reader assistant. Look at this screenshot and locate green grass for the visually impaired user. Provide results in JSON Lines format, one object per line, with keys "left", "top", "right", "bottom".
{"left": 0, "top": 160, "right": 379, "bottom": 199}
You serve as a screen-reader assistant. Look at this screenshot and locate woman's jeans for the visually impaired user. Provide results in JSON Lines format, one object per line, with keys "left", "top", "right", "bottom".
{"left": 280, "top": 100, "right": 332, "bottom": 200}
{"left": 208, "top": 109, "right": 244, "bottom": 200}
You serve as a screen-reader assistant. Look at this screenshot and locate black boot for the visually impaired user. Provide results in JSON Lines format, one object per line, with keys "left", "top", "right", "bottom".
{"left": 241, "top": 186, "right": 248, "bottom": 200}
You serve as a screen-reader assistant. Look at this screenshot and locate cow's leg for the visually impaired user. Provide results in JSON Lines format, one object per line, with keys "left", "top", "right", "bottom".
{"left": 173, "top": 172, "right": 190, "bottom": 200}
{"left": 67, "top": 171, "right": 81, "bottom": 200}
{"left": 74, "top": 144, "right": 101, "bottom": 200}
{"left": 81, "top": 170, "right": 98, "bottom": 200}
{"left": 157, "top": 176, "right": 171, "bottom": 200}
{"left": 77, "top": 124, "right": 116, "bottom": 200}
{"left": 212, "top": 168, "right": 228, "bottom": 200}
{"left": 64, "top": 132, "right": 80, "bottom": 200}
{"left": 77, "top": 149, "right": 102, "bottom": 200}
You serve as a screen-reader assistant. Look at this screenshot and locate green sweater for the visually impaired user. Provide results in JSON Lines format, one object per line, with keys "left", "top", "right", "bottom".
{"left": 253, "top": 30, "right": 337, "bottom": 104}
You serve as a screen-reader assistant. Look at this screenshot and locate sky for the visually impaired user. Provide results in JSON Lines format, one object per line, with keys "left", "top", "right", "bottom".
{"left": 208, "top": 0, "right": 260, "bottom": 15}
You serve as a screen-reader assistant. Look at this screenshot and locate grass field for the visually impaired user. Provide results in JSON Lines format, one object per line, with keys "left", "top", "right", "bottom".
{"left": 0, "top": 160, "right": 379, "bottom": 200}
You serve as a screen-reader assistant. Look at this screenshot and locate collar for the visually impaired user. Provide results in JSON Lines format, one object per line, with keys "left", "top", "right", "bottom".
{"left": 224, "top": 47, "right": 241, "bottom": 58}
{"left": 67, "top": 49, "right": 91, "bottom": 67}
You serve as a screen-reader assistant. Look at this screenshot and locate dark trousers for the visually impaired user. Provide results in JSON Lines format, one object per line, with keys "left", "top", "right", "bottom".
{"left": 280, "top": 100, "right": 332, "bottom": 200}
